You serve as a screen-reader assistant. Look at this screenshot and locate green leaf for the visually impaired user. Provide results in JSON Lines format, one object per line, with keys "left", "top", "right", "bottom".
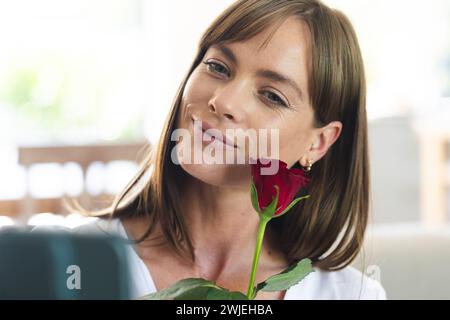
{"left": 273, "top": 195, "right": 310, "bottom": 219}
{"left": 261, "top": 185, "right": 279, "bottom": 220}
{"left": 140, "top": 278, "right": 218, "bottom": 300}
{"left": 176, "top": 286, "right": 215, "bottom": 300}
{"left": 250, "top": 181, "right": 261, "bottom": 214}
{"left": 255, "top": 258, "right": 314, "bottom": 292}
{"left": 206, "top": 288, "right": 249, "bottom": 300}
{"left": 139, "top": 278, "right": 249, "bottom": 300}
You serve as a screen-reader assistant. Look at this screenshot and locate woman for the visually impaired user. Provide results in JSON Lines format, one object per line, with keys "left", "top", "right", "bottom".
{"left": 69, "top": 0, "right": 386, "bottom": 299}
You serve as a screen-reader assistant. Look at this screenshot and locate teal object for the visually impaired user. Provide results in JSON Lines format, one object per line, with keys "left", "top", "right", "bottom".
{"left": 0, "top": 228, "right": 131, "bottom": 299}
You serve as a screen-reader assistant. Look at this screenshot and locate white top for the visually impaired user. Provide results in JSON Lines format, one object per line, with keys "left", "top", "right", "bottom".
{"left": 34, "top": 218, "right": 387, "bottom": 300}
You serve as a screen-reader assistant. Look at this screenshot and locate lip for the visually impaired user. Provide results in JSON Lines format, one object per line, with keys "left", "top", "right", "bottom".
{"left": 192, "top": 117, "right": 238, "bottom": 149}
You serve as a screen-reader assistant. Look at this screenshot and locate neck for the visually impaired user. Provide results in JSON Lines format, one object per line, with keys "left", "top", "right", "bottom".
{"left": 121, "top": 175, "right": 288, "bottom": 282}
{"left": 180, "top": 176, "right": 283, "bottom": 277}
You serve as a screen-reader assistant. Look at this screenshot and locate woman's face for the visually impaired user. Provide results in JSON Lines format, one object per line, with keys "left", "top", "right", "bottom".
{"left": 175, "top": 17, "right": 337, "bottom": 188}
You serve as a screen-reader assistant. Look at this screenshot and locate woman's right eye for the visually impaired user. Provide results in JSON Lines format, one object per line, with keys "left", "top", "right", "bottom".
{"left": 203, "top": 61, "right": 230, "bottom": 77}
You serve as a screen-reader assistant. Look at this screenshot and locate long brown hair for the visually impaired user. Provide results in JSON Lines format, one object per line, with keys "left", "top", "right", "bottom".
{"left": 88, "top": 0, "right": 369, "bottom": 272}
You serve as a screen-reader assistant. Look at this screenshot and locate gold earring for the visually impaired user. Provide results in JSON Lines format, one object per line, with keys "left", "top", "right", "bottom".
{"left": 303, "top": 159, "right": 313, "bottom": 172}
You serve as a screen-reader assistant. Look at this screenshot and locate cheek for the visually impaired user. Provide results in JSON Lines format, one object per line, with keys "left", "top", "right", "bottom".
{"left": 179, "top": 72, "right": 216, "bottom": 127}
{"left": 183, "top": 71, "right": 216, "bottom": 105}
{"left": 235, "top": 111, "right": 312, "bottom": 165}
{"left": 275, "top": 118, "right": 313, "bottom": 166}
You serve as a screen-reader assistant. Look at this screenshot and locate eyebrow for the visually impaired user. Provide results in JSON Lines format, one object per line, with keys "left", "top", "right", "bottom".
{"left": 210, "top": 43, "right": 304, "bottom": 101}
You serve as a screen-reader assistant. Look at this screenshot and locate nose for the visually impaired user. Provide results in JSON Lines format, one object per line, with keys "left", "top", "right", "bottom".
{"left": 207, "top": 82, "right": 247, "bottom": 123}
{"left": 208, "top": 103, "right": 234, "bottom": 121}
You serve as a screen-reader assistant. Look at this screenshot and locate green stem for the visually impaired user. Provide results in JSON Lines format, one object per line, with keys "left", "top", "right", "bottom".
{"left": 246, "top": 216, "right": 271, "bottom": 299}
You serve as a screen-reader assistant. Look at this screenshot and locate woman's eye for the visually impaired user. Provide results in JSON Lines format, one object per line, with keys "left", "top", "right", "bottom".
{"left": 202, "top": 61, "right": 288, "bottom": 108}
{"left": 203, "top": 61, "right": 229, "bottom": 76}
{"left": 261, "top": 91, "right": 288, "bottom": 108}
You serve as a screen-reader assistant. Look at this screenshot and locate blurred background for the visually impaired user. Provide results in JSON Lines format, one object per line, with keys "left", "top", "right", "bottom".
{"left": 0, "top": 0, "right": 449, "bottom": 299}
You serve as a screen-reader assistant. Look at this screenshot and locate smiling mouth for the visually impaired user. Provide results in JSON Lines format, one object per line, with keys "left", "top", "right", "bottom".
{"left": 192, "top": 119, "right": 238, "bottom": 149}
{"left": 203, "top": 129, "right": 237, "bottom": 149}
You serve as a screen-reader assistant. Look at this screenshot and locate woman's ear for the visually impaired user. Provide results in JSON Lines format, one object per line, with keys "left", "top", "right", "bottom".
{"left": 309, "top": 121, "right": 343, "bottom": 162}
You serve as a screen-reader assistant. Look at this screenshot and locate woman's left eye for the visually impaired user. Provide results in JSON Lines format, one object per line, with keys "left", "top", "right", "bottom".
{"left": 261, "top": 91, "right": 288, "bottom": 108}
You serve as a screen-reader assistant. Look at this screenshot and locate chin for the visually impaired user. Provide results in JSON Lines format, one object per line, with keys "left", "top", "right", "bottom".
{"left": 179, "top": 162, "right": 250, "bottom": 188}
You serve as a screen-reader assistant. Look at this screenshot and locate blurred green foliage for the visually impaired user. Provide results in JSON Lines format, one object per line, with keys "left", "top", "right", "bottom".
{"left": 0, "top": 55, "right": 144, "bottom": 142}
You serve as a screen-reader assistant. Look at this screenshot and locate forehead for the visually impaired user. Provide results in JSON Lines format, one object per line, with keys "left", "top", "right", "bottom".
{"left": 232, "top": 17, "right": 310, "bottom": 63}
{"left": 212, "top": 17, "right": 311, "bottom": 99}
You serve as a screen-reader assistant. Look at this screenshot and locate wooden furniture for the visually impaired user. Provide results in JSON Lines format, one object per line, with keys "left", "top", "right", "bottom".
{"left": 1, "top": 142, "right": 148, "bottom": 223}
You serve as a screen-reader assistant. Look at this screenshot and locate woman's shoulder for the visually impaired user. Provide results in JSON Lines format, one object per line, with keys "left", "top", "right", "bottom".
{"left": 285, "top": 264, "right": 387, "bottom": 300}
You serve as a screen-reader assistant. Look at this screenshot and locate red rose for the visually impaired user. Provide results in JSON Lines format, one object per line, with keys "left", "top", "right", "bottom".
{"left": 250, "top": 158, "right": 310, "bottom": 218}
